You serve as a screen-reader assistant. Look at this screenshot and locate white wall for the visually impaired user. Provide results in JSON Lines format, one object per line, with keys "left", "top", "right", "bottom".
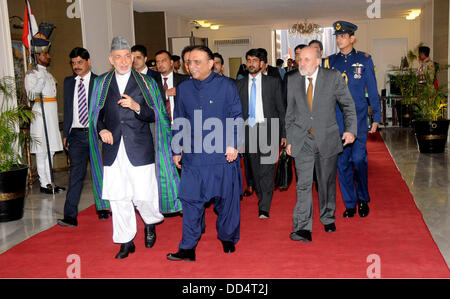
{"left": 165, "top": 12, "right": 191, "bottom": 39}
{"left": 421, "top": 0, "right": 434, "bottom": 56}
{"left": 196, "top": 25, "right": 274, "bottom": 64}
{"left": 352, "top": 18, "right": 421, "bottom": 56}
{"left": 80, "top": 0, "right": 134, "bottom": 75}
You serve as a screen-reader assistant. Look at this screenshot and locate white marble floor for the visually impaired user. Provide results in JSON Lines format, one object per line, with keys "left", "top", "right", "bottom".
{"left": 379, "top": 127, "right": 450, "bottom": 268}
{"left": 0, "top": 127, "right": 449, "bottom": 269}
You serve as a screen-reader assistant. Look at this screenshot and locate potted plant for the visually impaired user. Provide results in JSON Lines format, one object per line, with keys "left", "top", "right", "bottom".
{"left": 0, "top": 76, "right": 34, "bottom": 222}
{"left": 411, "top": 71, "right": 449, "bottom": 153}
{"left": 389, "top": 47, "right": 422, "bottom": 127}
{"left": 389, "top": 68, "right": 418, "bottom": 127}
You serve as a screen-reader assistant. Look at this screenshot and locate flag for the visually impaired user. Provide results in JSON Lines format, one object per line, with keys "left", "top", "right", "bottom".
{"left": 22, "top": 0, "right": 38, "bottom": 55}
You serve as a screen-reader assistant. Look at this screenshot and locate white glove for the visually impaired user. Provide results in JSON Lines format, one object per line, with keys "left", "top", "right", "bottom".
{"left": 25, "top": 70, "right": 45, "bottom": 97}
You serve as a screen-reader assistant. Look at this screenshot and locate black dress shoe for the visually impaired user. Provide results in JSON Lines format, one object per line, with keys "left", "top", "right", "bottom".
{"left": 258, "top": 210, "right": 269, "bottom": 219}
{"left": 290, "top": 230, "right": 312, "bottom": 242}
{"left": 221, "top": 241, "right": 235, "bottom": 253}
{"left": 40, "top": 186, "right": 54, "bottom": 194}
{"left": 97, "top": 210, "right": 110, "bottom": 220}
{"left": 243, "top": 187, "right": 254, "bottom": 197}
{"left": 167, "top": 249, "right": 196, "bottom": 261}
{"left": 324, "top": 223, "right": 336, "bottom": 232}
{"left": 57, "top": 217, "right": 78, "bottom": 227}
{"left": 358, "top": 200, "right": 370, "bottom": 217}
{"left": 144, "top": 224, "right": 156, "bottom": 248}
{"left": 343, "top": 208, "right": 356, "bottom": 218}
{"left": 53, "top": 185, "right": 66, "bottom": 193}
{"left": 115, "top": 241, "right": 135, "bottom": 259}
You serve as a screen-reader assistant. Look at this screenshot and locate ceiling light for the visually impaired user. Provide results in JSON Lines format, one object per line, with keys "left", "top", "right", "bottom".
{"left": 210, "top": 25, "right": 220, "bottom": 30}
{"left": 195, "top": 20, "right": 211, "bottom": 28}
{"left": 406, "top": 9, "right": 421, "bottom": 20}
{"left": 289, "top": 19, "right": 322, "bottom": 36}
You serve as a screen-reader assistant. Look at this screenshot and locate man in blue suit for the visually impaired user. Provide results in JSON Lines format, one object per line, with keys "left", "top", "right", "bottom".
{"left": 58, "top": 47, "right": 109, "bottom": 228}
{"left": 324, "top": 21, "right": 381, "bottom": 218}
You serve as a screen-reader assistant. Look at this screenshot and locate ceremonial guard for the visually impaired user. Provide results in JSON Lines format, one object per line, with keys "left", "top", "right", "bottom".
{"left": 324, "top": 21, "right": 381, "bottom": 218}
{"left": 24, "top": 27, "right": 65, "bottom": 194}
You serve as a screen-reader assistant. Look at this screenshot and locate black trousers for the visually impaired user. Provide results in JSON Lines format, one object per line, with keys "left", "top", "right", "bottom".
{"left": 63, "top": 128, "right": 90, "bottom": 219}
{"left": 247, "top": 152, "right": 276, "bottom": 214}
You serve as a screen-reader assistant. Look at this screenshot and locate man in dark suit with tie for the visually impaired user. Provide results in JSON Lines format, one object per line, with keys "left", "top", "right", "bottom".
{"left": 57, "top": 47, "right": 109, "bottom": 227}
{"left": 153, "top": 50, "right": 189, "bottom": 123}
{"left": 285, "top": 46, "right": 357, "bottom": 242}
{"left": 236, "top": 48, "right": 286, "bottom": 219}
{"left": 131, "top": 44, "right": 159, "bottom": 78}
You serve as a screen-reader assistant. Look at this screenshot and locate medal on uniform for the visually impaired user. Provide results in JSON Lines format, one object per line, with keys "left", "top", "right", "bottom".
{"left": 352, "top": 63, "right": 363, "bottom": 79}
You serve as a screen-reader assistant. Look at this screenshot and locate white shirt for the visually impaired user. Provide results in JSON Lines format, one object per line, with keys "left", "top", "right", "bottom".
{"left": 303, "top": 67, "right": 319, "bottom": 99}
{"left": 72, "top": 71, "right": 92, "bottom": 128}
{"left": 161, "top": 71, "right": 174, "bottom": 123}
{"left": 247, "top": 72, "right": 264, "bottom": 124}
{"left": 116, "top": 70, "right": 131, "bottom": 95}
{"left": 140, "top": 67, "right": 148, "bottom": 75}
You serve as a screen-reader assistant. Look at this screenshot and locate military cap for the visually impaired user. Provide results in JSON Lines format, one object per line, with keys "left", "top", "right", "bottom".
{"left": 31, "top": 32, "right": 51, "bottom": 54}
{"left": 333, "top": 21, "right": 358, "bottom": 35}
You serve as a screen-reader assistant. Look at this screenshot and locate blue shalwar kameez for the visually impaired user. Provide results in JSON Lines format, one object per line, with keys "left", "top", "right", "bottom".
{"left": 172, "top": 72, "right": 243, "bottom": 250}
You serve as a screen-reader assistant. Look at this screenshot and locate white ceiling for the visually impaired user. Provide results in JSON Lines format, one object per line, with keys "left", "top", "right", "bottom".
{"left": 133, "top": 0, "right": 428, "bottom": 27}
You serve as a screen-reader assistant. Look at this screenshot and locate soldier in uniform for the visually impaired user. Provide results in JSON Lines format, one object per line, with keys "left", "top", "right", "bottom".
{"left": 323, "top": 21, "right": 381, "bottom": 218}
{"left": 24, "top": 29, "right": 65, "bottom": 194}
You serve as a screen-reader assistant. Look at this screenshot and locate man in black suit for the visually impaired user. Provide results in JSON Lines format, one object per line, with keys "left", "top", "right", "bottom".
{"left": 257, "top": 48, "right": 282, "bottom": 80}
{"left": 213, "top": 52, "right": 225, "bottom": 76}
{"left": 236, "top": 48, "right": 286, "bottom": 219}
{"left": 58, "top": 47, "right": 109, "bottom": 227}
{"left": 131, "top": 44, "right": 159, "bottom": 78}
{"left": 154, "top": 50, "right": 189, "bottom": 123}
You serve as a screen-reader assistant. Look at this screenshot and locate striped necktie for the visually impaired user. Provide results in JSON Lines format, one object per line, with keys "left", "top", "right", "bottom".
{"left": 163, "top": 77, "right": 172, "bottom": 121}
{"left": 78, "top": 78, "right": 88, "bottom": 127}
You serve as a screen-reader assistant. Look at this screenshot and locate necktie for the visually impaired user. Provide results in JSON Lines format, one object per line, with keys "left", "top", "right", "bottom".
{"left": 307, "top": 77, "right": 314, "bottom": 135}
{"left": 163, "top": 77, "right": 171, "bottom": 121}
{"left": 78, "top": 78, "right": 88, "bottom": 127}
{"left": 249, "top": 78, "right": 256, "bottom": 127}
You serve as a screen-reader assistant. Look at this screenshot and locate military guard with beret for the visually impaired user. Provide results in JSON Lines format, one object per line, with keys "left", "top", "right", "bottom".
{"left": 323, "top": 21, "right": 381, "bottom": 218}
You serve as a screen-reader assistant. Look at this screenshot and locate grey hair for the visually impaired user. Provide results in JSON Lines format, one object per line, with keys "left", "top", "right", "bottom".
{"left": 110, "top": 36, "right": 130, "bottom": 52}
{"left": 302, "top": 46, "right": 322, "bottom": 59}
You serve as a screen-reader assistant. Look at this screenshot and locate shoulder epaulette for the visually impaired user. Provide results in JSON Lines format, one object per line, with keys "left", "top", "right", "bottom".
{"left": 324, "top": 57, "right": 330, "bottom": 69}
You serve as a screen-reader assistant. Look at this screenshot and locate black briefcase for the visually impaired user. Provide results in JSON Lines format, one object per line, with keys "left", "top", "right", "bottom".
{"left": 274, "top": 147, "right": 293, "bottom": 190}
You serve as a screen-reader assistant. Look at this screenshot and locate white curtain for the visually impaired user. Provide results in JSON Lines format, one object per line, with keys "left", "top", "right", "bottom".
{"left": 278, "top": 27, "right": 338, "bottom": 60}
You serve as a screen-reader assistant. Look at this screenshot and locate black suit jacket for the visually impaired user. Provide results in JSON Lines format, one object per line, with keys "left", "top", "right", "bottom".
{"left": 146, "top": 67, "right": 159, "bottom": 78}
{"left": 236, "top": 74, "right": 286, "bottom": 153}
{"left": 63, "top": 72, "right": 97, "bottom": 139}
{"left": 96, "top": 72, "right": 155, "bottom": 167}
{"left": 266, "top": 65, "right": 282, "bottom": 80}
{"left": 153, "top": 71, "right": 189, "bottom": 101}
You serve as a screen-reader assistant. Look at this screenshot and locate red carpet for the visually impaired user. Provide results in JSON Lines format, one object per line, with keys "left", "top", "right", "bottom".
{"left": 0, "top": 133, "right": 449, "bottom": 278}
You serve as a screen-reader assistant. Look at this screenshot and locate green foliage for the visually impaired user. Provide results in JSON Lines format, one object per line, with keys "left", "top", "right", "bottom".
{"left": 388, "top": 68, "right": 419, "bottom": 104}
{"left": 0, "top": 76, "right": 34, "bottom": 172}
{"left": 389, "top": 43, "right": 448, "bottom": 121}
{"left": 413, "top": 72, "right": 448, "bottom": 121}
